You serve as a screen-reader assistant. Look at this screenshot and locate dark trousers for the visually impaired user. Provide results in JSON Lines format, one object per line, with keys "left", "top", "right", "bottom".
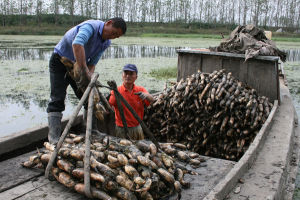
{"left": 47, "top": 53, "right": 84, "bottom": 113}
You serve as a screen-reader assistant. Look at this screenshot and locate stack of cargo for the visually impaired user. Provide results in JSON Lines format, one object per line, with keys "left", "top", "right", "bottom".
{"left": 22, "top": 133, "right": 204, "bottom": 199}
{"left": 144, "top": 69, "right": 273, "bottom": 161}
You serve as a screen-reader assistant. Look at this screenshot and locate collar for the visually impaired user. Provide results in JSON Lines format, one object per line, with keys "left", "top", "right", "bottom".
{"left": 99, "top": 21, "right": 106, "bottom": 42}
{"left": 122, "top": 83, "right": 136, "bottom": 92}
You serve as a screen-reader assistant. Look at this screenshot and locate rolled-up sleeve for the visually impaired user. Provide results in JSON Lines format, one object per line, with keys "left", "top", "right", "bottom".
{"left": 72, "top": 24, "right": 94, "bottom": 46}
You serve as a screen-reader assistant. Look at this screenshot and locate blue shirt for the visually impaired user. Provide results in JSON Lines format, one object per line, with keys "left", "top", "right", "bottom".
{"left": 54, "top": 20, "right": 111, "bottom": 66}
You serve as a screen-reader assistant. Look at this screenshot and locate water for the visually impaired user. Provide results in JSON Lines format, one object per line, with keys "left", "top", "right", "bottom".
{"left": 284, "top": 49, "right": 300, "bottom": 62}
{"left": 0, "top": 45, "right": 178, "bottom": 61}
{"left": 0, "top": 37, "right": 183, "bottom": 136}
{"left": 1, "top": 47, "right": 300, "bottom": 62}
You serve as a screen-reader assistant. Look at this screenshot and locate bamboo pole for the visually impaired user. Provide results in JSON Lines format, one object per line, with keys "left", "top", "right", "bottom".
{"left": 94, "top": 87, "right": 115, "bottom": 135}
{"left": 45, "top": 73, "right": 99, "bottom": 179}
{"left": 84, "top": 88, "right": 95, "bottom": 198}
{"left": 114, "top": 85, "right": 131, "bottom": 140}
{"left": 94, "top": 86, "right": 114, "bottom": 113}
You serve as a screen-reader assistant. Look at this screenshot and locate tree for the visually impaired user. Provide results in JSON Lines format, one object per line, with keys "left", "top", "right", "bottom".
{"left": 53, "top": 0, "right": 59, "bottom": 25}
{"left": 36, "top": 0, "right": 43, "bottom": 26}
{"left": 243, "top": 0, "right": 248, "bottom": 25}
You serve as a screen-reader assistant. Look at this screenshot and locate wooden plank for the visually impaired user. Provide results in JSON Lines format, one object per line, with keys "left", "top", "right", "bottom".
{"left": 239, "top": 59, "right": 249, "bottom": 84}
{"left": 246, "top": 59, "right": 278, "bottom": 101}
{"left": 177, "top": 53, "right": 202, "bottom": 81}
{"left": 0, "top": 176, "right": 50, "bottom": 199}
{"left": 0, "top": 153, "right": 235, "bottom": 200}
{"left": 0, "top": 151, "right": 43, "bottom": 192}
{"left": 0, "top": 176, "right": 86, "bottom": 200}
{"left": 180, "top": 157, "right": 235, "bottom": 199}
{"left": 221, "top": 57, "right": 243, "bottom": 81}
{"left": 202, "top": 55, "right": 222, "bottom": 73}
{"left": 176, "top": 49, "right": 280, "bottom": 62}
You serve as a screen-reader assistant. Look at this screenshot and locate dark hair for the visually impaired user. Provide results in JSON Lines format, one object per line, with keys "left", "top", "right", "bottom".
{"left": 109, "top": 17, "right": 127, "bottom": 34}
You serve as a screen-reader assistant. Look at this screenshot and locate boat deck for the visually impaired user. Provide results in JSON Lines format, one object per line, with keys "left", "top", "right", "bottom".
{"left": 0, "top": 150, "right": 235, "bottom": 200}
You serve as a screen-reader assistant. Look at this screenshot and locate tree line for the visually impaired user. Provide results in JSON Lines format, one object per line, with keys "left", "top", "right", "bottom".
{"left": 1, "top": 0, "right": 300, "bottom": 29}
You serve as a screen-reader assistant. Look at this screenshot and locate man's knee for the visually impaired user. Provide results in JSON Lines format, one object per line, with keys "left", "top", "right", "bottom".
{"left": 47, "top": 100, "right": 65, "bottom": 113}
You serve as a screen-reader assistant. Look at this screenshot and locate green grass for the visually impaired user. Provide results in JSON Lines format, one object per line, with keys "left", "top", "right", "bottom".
{"left": 0, "top": 22, "right": 299, "bottom": 43}
{"left": 0, "top": 25, "right": 73, "bottom": 35}
{"left": 149, "top": 66, "right": 177, "bottom": 79}
{"left": 272, "top": 37, "right": 300, "bottom": 42}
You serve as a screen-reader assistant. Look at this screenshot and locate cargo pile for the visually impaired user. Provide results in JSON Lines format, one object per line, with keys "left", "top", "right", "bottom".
{"left": 144, "top": 69, "right": 273, "bottom": 161}
{"left": 22, "top": 133, "right": 204, "bottom": 200}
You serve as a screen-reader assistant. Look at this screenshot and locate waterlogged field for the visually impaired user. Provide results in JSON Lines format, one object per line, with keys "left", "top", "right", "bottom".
{"left": 0, "top": 35, "right": 224, "bottom": 137}
{"left": 0, "top": 57, "right": 178, "bottom": 136}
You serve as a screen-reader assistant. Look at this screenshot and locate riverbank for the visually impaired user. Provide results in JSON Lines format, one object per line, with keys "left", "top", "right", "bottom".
{"left": 0, "top": 23, "right": 300, "bottom": 41}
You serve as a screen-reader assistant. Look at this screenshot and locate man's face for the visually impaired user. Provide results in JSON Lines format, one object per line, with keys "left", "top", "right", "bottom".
{"left": 102, "top": 20, "right": 123, "bottom": 40}
{"left": 122, "top": 70, "right": 137, "bottom": 85}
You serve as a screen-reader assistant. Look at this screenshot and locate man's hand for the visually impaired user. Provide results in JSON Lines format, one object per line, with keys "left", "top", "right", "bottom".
{"left": 134, "top": 92, "right": 147, "bottom": 100}
{"left": 73, "top": 62, "right": 91, "bottom": 92}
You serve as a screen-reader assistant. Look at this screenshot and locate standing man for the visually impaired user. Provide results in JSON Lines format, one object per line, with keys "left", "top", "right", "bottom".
{"left": 47, "top": 18, "right": 127, "bottom": 144}
{"left": 109, "top": 64, "right": 154, "bottom": 140}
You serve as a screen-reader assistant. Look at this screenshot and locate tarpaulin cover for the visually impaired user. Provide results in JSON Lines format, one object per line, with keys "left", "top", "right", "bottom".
{"left": 209, "top": 25, "right": 286, "bottom": 62}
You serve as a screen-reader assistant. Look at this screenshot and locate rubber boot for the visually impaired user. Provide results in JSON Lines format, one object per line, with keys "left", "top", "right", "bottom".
{"left": 48, "top": 112, "right": 63, "bottom": 144}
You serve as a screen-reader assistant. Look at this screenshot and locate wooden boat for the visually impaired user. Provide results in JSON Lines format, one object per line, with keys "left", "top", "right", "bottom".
{"left": 0, "top": 51, "right": 299, "bottom": 200}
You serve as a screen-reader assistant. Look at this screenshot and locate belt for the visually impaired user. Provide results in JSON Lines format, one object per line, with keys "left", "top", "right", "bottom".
{"left": 53, "top": 53, "right": 61, "bottom": 59}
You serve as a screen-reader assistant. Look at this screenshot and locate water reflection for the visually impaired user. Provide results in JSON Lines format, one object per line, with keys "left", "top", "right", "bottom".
{"left": 0, "top": 45, "right": 178, "bottom": 61}
{"left": 0, "top": 97, "right": 75, "bottom": 137}
{"left": 0, "top": 48, "right": 53, "bottom": 61}
{"left": 283, "top": 49, "right": 300, "bottom": 62}
{"left": 1, "top": 46, "right": 299, "bottom": 62}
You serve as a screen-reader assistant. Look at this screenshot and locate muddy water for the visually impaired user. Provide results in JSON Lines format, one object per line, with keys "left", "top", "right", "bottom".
{"left": 1, "top": 35, "right": 300, "bottom": 198}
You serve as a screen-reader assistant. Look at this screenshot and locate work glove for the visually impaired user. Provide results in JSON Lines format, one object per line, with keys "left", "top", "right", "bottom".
{"left": 134, "top": 92, "right": 147, "bottom": 100}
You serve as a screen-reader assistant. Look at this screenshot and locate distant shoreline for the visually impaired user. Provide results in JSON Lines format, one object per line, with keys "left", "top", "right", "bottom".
{"left": 0, "top": 14, "right": 299, "bottom": 40}
{"left": 1, "top": 24, "right": 300, "bottom": 42}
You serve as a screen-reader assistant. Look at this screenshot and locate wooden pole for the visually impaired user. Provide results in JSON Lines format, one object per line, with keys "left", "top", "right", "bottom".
{"left": 114, "top": 85, "right": 131, "bottom": 140}
{"left": 94, "top": 87, "right": 114, "bottom": 113}
{"left": 45, "top": 73, "right": 99, "bottom": 179}
{"left": 94, "top": 87, "right": 115, "bottom": 135}
{"left": 84, "top": 88, "right": 95, "bottom": 198}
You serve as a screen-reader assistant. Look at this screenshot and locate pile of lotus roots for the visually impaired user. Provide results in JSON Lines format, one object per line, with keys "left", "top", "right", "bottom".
{"left": 22, "top": 133, "right": 204, "bottom": 200}
{"left": 144, "top": 69, "right": 273, "bottom": 161}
